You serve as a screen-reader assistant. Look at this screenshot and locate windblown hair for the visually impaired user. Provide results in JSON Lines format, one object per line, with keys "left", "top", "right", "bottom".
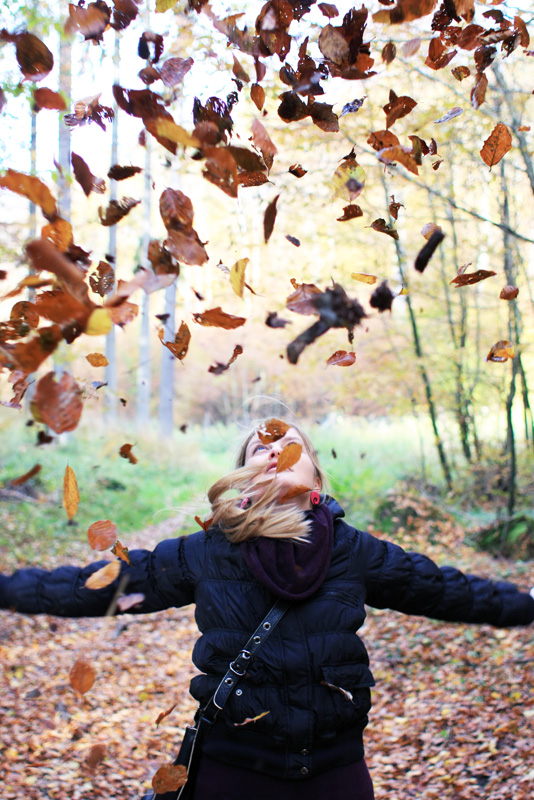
{"left": 206, "top": 421, "right": 328, "bottom": 544}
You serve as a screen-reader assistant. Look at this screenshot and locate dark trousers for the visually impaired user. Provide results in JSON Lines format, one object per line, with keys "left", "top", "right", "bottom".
{"left": 191, "top": 753, "right": 375, "bottom": 800}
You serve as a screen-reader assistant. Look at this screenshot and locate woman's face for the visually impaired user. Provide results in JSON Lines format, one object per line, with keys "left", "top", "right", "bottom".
{"left": 244, "top": 427, "right": 321, "bottom": 510}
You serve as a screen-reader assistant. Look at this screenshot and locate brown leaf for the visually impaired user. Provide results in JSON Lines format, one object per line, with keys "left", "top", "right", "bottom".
{"left": 264, "top": 195, "right": 280, "bottom": 243}
{"left": 279, "top": 484, "right": 312, "bottom": 504}
{"left": 285, "top": 235, "right": 300, "bottom": 247}
{"left": 14, "top": 32, "right": 54, "bottom": 81}
{"left": 0, "top": 324, "right": 62, "bottom": 375}
{"left": 251, "top": 118, "right": 277, "bottom": 159}
{"left": 288, "top": 164, "right": 307, "bottom": 178}
{"left": 88, "top": 520, "right": 118, "bottom": 551}
{"left": 107, "top": 164, "right": 142, "bottom": 181}
{"left": 486, "top": 340, "right": 515, "bottom": 362}
{"left": 109, "top": 302, "right": 138, "bottom": 327}
{"left": 500, "top": 285, "right": 519, "bottom": 300}
{"left": 480, "top": 123, "right": 512, "bottom": 168}
{"left": 69, "top": 660, "right": 96, "bottom": 694}
{"left": 370, "top": 219, "right": 399, "bottom": 239}
{"left": 278, "top": 91, "right": 310, "bottom": 124}
{"left": 33, "top": 87, "right": 66, "bottom": 111}
{"left": 34, "top": 372, "right": 83, "bottom": 433}
{"left": 119, "top": 443, "right": 138, "bottom": 464}
{"left": 434, "top": 107, "right": 463, "bottom": 123}
{"left": 202, "top": 147, "right": 238, "bottom": 198}
{"left": 194, "top": 515, "right": 213, "bottom": 532}
{"left": 63, "top": 465, "right": 80, "bottom": 520}
{"left": 159, "top": 56, "right": 193, "bottom": 87}
{"left": 152, "top": 764, "right": 188, "bottom": 794}
{"left": 514, "top": 15, "right": 530, "bottom": 48}
{"left": 450, "top": 269, "right": 497, "bottom": 287}
{"left": 370, "top": 280, "right": 395, "bottom": 312}
{"left": 414, "top": 230, "right": 446, "bottom": 273}
{"left": 250, "top": 83, "right": 265, "bottom": 111}
{"left": 351, "top": 273, "right": 377, "bottom": 284}
{"left": 377, "top": 145, "right": 419, "bottom": 175}
{"left": 286, "top": 280, "right": 322, "bottom": 315}
{"left": 10, "top": 301, "right": 39, "bottom": 329}
{"left": 471, "top": 73, "right": 488, "bottom": 110}
{"left": 373, "top": 0, "right": 436, "bottom": 24}
{"left": 86, "top": 744, "right": 106, "bottom": 770}
{"left": 72, "top": 152, "right": 106, "bottom": 196}
{"left": 155, "top": 704, "right": 177, "bottom": 726}
{"left": 232, "top": 53, "right": 250, "bottom": 82}
{"left": 383, "top": 90, "right": 417, "bottom": 128}
{"left": 41, "top": 217, "right": 73, "bottom": 252}
{"left": 99, "top": 197, "right": 140, "bottom": 226}
{"left": 337, "top": 204, "right": 363, "bottom": 222}
{"left": 257, "top": 418, "right": 290, "bottom": 444}
{"left": 389, "top": 196, "right": 404, "bottom": 219}
{"left": 276, "top": 442, "right": 302, "bottom": 473}
{"left": 193, "top": 307, "right": 246, "bottom": 329}
{"left": 208, "top": 345, "right": 243, "bottom": 375}
{"left": 0, "top": 169, "right": 56, "bottom": 218}
{"left": 309, "top": 101, "right": 339, "bottom": 133}
{"left": 158, "top": 321, "right": 190, "bottom": 360}
{"left": 425, "top": 37, "right": 457, "bottom": 70}
{"left": 86, "top": 352, "right": 108, "bottom": 367}
{"left": 318, "top": 2, "right": 339, "bottom": 17}
{"left": 318, "top": 24, "right": 350, "bottom": 65}
{"left": 111, "top": 540, "right": 131, "bottom": 565}
{"left": 65, "top": 2, "right": 111, "bottom": 42}
{"left": 230, "top": 258, "right": 249, "bottom": 298}
{"left": 451, "top": 65, "right": 471, "bottom": 81}
{"left": 367, "top": 129, "right": 400, "bottom": 151}
{"left": 85, "top": 561, "right": 121, "bottom": 590}
{"left": 402, "top": 37, "right": 421, "bottom": 57}
{"left": 326, "top": 350, "right": 356, "bottom": 366}
{"left": 11, "top": 463, "right": 42, "bottom": 486}
{"left": 382, "top": 41, "right": 396, "bottom": 63}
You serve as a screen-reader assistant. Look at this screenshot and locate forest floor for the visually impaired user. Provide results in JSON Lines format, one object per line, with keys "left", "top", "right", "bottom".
{"left": 1, "top": 499, "right": 533, "bottom": 800}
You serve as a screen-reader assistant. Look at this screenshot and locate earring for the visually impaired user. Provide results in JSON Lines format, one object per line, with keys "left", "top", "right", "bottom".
{"left": 310, "top": 491, "right": 320, "bottom": 505}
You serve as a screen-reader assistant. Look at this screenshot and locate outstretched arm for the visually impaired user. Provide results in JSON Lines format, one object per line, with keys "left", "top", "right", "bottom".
{"left": 360, "top": 532, "right": 534, "bottom": 627}
{"left": 0, "top": 535, "right": 197, "bottom": 618}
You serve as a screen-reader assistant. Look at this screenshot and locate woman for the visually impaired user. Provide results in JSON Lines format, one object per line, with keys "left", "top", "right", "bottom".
{"left": 1, "top": 418, "right": 533, "bottom": 800}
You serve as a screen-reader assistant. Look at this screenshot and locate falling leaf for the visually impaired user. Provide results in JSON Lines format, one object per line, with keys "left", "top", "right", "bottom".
{"left": 85, "top": 561, "right": 121, "bottom": 590}
{"left": 13, "top": 31, "right": 54, "bottom": 81}
{"left": 155, "top": 704, "right": 177, "bottom": 726}
{"left": 337, "top": 204, "right": 363, "bottom": 222}
{"left": 250, "top": 83, "right": 265, "bottom": 111}
{"left": 208, "top": 345, "right": 243, "bottom": 375}
{"left": 111, "top": 540, "right": 131, "bottom": 565}
{"left": 434, "top": 107, "right": 463, "bottom": 124}
{"left": 194, "top": 515, "right": 214, "bottom": 532}
{"left": 451, "top": 65, "right": 471, "bottom": 81}
{"left": 414, "top": 230, "right": 446, "bottom": 273}
{"left": 193, "top": 307, "right": 246, "bottom": 329}
{"left": 234, "top": 710, "right": 271, "bottom": 726}
{"left": 480, "top": 123, "right": 512, "bottom": 168}
{"left": 152, "top": 764, "right": 188, "bottom": 794}
{"left": 286, "top": 280, "right": 322, "bottom": 315}
{"left": 367, "top": 129, "right": 400, "bottom": 151}
{"left": 450, "top": 270, "right": 497, "bottom": 287}
{"left": 158, "top": 322, "right": 191, "bottom": 360}
{"left": 318, "top": 2, "right": 339, "bottom": 17}
{"left": 288, "top": 164, "right": 307, "bottom": 178}
{"left": 0, "top": 169, "right": 57, "bottom": 218}
{"left": 230, "top": 258, "right": 249, "bottom": 298}
{"left": 251, "top": 118, "right": 277, "bottom": 159}
{"left": 285, "top": 235, "right": 300, "bottom": 247}
{"left": 326, "top": 350, "right": 356, "bottom": 366}
{"left": 425, "top": 37, "right": 457, "bottom": 70}
{"left": 352, "top": 273, "right": 377, "bottom": 284}
{"left": 383, "top": 90, "right": 417, "bottom": 129}
{"left": 86, "top": 743, "right": 106, "bottom": 770}
{"left": 153, "top": 118, "right": 200, "bottom": 148}
{"left": 340, "top": 97, "right": 366, "bottom": 117}
{"left": 421, "top": 222, "right": 443, "bottom": 240}
{"left": 471, "top": 73, "right": 488, "bottom": 110}
{"left": 280, "top": 485, "right": 312, "bottom": 504}
{"left": 264, "top": 195, "right": 280, "bottom": 243}
{"left": 370, "top": 219, "right": 399, "bottom": 239}
{"left": 107, "top": 165, "right": 142, "bottom": 181}
{"left": 276, "top": 442, "right": 302, "bottom": 472}
{"left": 119, "top": 443, "right": 138, "bottom": 464}
{"left": 34, "top": 372, "right": 83, "bottom": 434}
{"left": 87, "top": 520, "right": 118, "bottom": 551}
{"left": 382, "top": 41, "right": 396, "bottom": 63}
{"left": 86, "top": 308, "right": 113, "bottom": 336}
{"left": 71, "top": 152, "right": 106, "bottom": 196}
{"left": 62, "top": 465, "right": 80, "bottom": 520}
{"left": 65, "top": 1, "right": 111, "bottom": 41}
{"left": 69, "top": 660, "right": 96, "bottom": 694}
{"left": 11, "top": 463, "right": 42, "bottom": 486}
{"left": 86, "top": 352, "right": 108, "bottom": 367}
{"left": 99, "top": 197, "right": 140, "bottom": 226}
{"left": 486, "top": 340, "right": 515, "bottom": 362}
{"left": 402, "top": 38, "right": 421, "bottom": 57}
{"left": 370, "top": 280, "right": 395, "bottom": 312}
{"left": 159, "top": 56, "right": 193, "bottom": 87}
{"left": 266, "top": 311, "right": 291, "bottom": 328}
{"left": 258, "top": 419, "right": 290, "bottom": 444}
{"left": 33, "top": 87, "right": 66, "bottom": 112}
{"left": 500, "top": 285, "right": 519, "bottom": 300}
{"left": 377, "top": 145, "right": 419, "bottom": 175}
{"left": 331, "top": 149, "right": 366, "bottom": 202}
{"left": 41, "top": 217, "right": 73, "bottom": 252}
{"left": 389, "top": 196, "right": 404, "bottom": 219}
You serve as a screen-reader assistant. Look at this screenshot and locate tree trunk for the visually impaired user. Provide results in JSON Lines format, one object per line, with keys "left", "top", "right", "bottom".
{"left": 105, "top": 31, "right": 120, "bottom": 420}
{"left": 159, "top": 281, "right": 176, "bottom": 438}
{"left": 137, "top": 138, "right": 152, "bottom": 425}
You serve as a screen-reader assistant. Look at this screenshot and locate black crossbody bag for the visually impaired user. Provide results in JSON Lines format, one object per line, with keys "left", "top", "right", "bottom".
{"left": 142, "top": 598, "right": 290, "bottom": 800}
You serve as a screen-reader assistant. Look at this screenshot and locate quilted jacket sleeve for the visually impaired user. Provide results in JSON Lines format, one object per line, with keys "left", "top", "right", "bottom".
{"left": 360, "top": 531, "right": 534, "bottom": 627}
{"left": 0, "top": 535, "right": 198, "bottom": 618}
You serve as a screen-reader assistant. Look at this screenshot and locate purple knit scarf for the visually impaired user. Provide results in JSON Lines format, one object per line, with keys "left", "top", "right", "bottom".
{"left": 240, "top": 503, "right": 334, "bottom": 601}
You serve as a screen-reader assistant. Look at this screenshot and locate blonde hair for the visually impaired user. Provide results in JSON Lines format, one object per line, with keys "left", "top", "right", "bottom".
{"left": 207, "top": 420, "right": 328, "bottom": 544}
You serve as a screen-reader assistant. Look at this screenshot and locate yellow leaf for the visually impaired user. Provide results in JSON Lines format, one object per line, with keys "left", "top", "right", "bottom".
{"left": 155, "top": 0, "right": 178, "bottom": 11}
{"left": 85, "top": 561, "right": 121, "bottom": 590}
{"left": 154, "top": 118, "right": 200, "bottom": 148}
{"left": 351, "top": 273, "right": 377, "bottom": 285}
{"left": 230, "top": 257, "right": 249, "bottom": 298}
{"left": 398, "top": 287, "right": 409, "bottom": 295}
{"left": 331, "top": 159, "right": 366, "bottom": 203}
{"left": 86, "top": 308, "right": 112, "bottom": 336}
{"left": 63, "top": 465, "right": 80, "bottom": 521}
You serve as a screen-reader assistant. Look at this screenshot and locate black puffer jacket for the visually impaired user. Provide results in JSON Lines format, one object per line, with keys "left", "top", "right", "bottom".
{"left": 1, "top": 498, "right": 533, "bottom": 779}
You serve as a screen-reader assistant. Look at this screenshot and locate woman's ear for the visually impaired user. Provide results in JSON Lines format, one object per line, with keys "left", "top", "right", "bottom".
{"left": 313, "top": 475, "right": 322, "bottom": 493}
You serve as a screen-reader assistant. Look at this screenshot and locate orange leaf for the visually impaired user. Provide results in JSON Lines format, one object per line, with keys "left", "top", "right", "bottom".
{"left": 85, "top": 561, "right": 121, "bottom": 590}
{"left": 34, "top": 372, "right": 83, "bottom": 434}
{"left": 155, "top": 703, "right": 177, "bottom": 726}
{"left": 500, "top": 285, "right": 519, "bottom": 300}
{"left": 85, "top": 743, "right": 106, "bottom": 769}
{"left": 480, "top": 123, "right": 512, "bottom": 169}
{"left": 276, "top": 442, "right": 302, "bottom": 472}
{"left": 194, "top": 515, "right": 213, "bottom": 532}
{"left": 257, "top": 418, "right": 290, "bottom": 444}
{"left": 250, "top": 83, "right": 265, "bottom": 111}
{"left": 0, "top": 169, "right": 56, "bottom": 218}
{"left": 158, "top": 321, "right": 190, "bottom": 360}
{"left": 87, "top": 520, "right": 118, "bottom": 551}
{"left": 279, "top": 485, "right": 311, "bottom": 504}
{"left": 152, "top": 764, "right": 188, "bottom": 794}
{"left": 119, "top": 443, "right": 138, "bottom": 464}
{"left": 111, "top": 539, "right": 131, "bottom": 565}
{"left": 63, "top": 465, "right": 80, "bottom": 520}
{"left": 234, "top": 710, "right": 270, "bottom": 726}
{"left": 326, "top": 350, "right": 356, "bottom": 366}
{"left": 41, "top": 217, "right": 73, "bottom": 252}
{"left": 192, "top": 307, "right": 246, "bottom": 329}
{"left": 86, "top": 352, "right": 108, "bottom": 367}
{"left": 69, "top": 659, "right": 96, "bottom": 694}
{"left": 486, "top": 340, "right": 515, "bottom": 362}
{"left": 10, "top": 463, "right": 41, "bottom": 486}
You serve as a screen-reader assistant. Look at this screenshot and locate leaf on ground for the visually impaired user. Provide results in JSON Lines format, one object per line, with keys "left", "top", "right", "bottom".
{"left": 85, "top": 561, "right": 121, "bottom": 590}
{"left": 192, "top": 307, "right": 246, "bottom": 329}
{"left": 88, "top": 520, "right": 118, "bottom": 551}
{"left": 63, "top": 465, "right": 80, "bottom": 520}
{"left": 276, "top": 442, "right": 302, "bottom": 472}
{"left": 119, "top": 443, "right": 138, "bottom": 464}
{"left": 85, "top": 743, "right": 106, "bottom": 769}
{"left": 450, "top": 270, "right": 497, "bottom": 287}
{"left": 69, "top": 659, "right": 96, "bottom": 694}
{"left": 326, "top": 350, "right": 356, "bottom": 366}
